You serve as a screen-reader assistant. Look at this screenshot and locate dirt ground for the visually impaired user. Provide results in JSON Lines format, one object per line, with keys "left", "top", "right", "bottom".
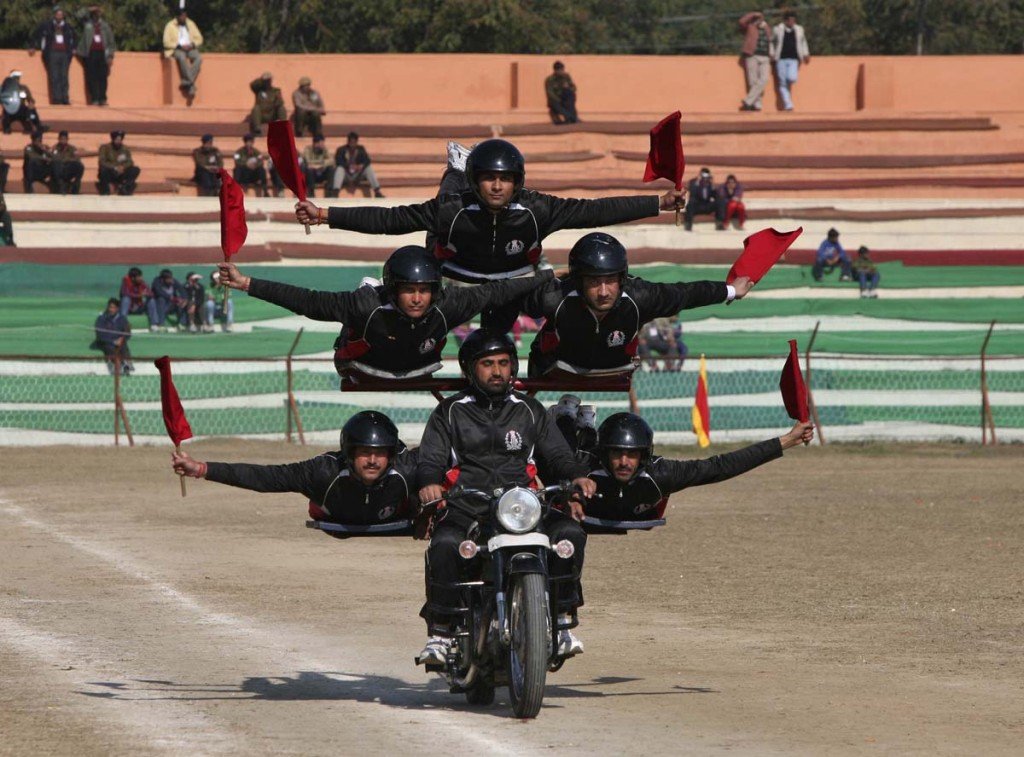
{"left": 1, "top": 440, "right": 1022, "bottom": 756}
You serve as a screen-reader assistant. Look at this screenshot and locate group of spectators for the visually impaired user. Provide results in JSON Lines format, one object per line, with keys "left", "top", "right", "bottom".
{"left": 682, "top": 167, "right": 746, "bottom": 231}
{"left": 813, "top": 228, "right": 880, "bottom": 297}
{"left": 737, "top": 9, "right": 812, "bottom": 112}
{"left": 0, "top": 127, "right": 137, "bottom": 196}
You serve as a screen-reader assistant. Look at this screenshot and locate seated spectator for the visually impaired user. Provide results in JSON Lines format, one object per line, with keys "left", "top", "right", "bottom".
{"left": 149, "top": 268, "right": 187, "bottom": 332}
{"left": 637, "top": 316, "right": 687, "bottom": 372}
{"left": 232, "top": 133, "right": 269, "bottom": 196}
{"left": 119, "top": 266, "right": 157, "bottom": 324}
{"left": 192, "top": 133, "right": 222, "bottom": 197}
{"left": 300, "top": 134, "right": 335, "bottom": 198}
{"left": 182, "top": 272, "right": 205, "bottom": 332}
{"left": 248, "top": 72, "right": 286, "bottom": 136}
{"left": 97, "top": 130, "right": 140, "bottom": 196}
{"left": 163, "top": 9, "right": 203, "bottom": 104}
{"left": 205, "top": 271, "right": 234, "bottom": 332}
{"left": 0, "top": 194, "right": 14, "bottom": 246}
{"left": 51, "top": 130, "right": 84, "bottom": 194}
{"left": 684, "top": 167, "right": 724, "bottom": 231}
{"left": 852, "top": 245, "right": 880, "bottom": 298}
{"left": 92, "top": 297, "right": 132, "bottom": 375}
{"left": 812, "top": 227, "right": 852, "bottom": 282}
{"left": 0, "top": 149, "right": 8, "bottom": 193}
{"left": 332, "top": 131, "right": 384, "bottom": 198}
{"left": 22, "top": 130, "right": 52, "bottom": 194}
{"left": 291, "top": 76, "right": 325, "bottom": 137}
{"left": 1, "top": 71, "right": 45, "bottom": 135}
{"left": 718, "top": 174, "right": 746, "bottom": 229}
{"left": 545, "top": 61, "right": 579, "bottom": 125}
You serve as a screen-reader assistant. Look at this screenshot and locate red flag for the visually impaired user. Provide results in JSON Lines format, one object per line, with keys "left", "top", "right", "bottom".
{"left": 727, "top": 227, "right": 803, "bottom": 284}
{"left": 643, "top": 111, "right": 685, "bottom": 190}
{"left": 266, "top": 120, "right": 307, "bottom": 201}
{"left": 154, "top": 356, "right": 193, "bottom": 447}
{"left": 218, "top": 169, "right": 248, "bottom": 259}
{"left": 779, "top": 339, "right": 810, "bottom": 423}
{"left": 691, "top": 354, "right": 711, "bottom": 448}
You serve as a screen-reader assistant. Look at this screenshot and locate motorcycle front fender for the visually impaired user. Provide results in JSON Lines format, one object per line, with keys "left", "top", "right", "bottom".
{"left": 504, "top": 550, "right": 547, "bottom": 576}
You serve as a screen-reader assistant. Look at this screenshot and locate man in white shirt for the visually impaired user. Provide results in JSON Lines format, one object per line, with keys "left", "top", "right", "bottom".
{"left": 162, "top": 9, "right": 203, "bottom": 104}
{"left": 770, "top": 11, "right": 810, "bottom": 111}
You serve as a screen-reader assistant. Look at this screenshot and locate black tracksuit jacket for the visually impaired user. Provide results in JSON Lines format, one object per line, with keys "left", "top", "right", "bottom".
{"left": 417, "top": 387, "right": 587, "bottom": 518}
{"left": 205, "top": 447, "right": 418, "bottom": 524}
{"left": 580, "top": 439, "right": 783, "bottom": 520}
{"left": 326, "top": 189, "right": 660, "bottom": 283}
{"left": 247, "top": 273, "right": 550, "bottom": 378}
{"left": 523, "top": 275, "right": 728, "bottom": 377}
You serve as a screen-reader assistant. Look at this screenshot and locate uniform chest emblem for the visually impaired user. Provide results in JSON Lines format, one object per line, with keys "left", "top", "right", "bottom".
{"left": 505, "top": 239, "right": 525, "bottom": 256}
{"left": 378, "top": 505, "right": 396, "bottom": 520}
{"left": 505, "top": 429, "right": 523, "bottom": 451}
{"left": 633, "top": 501, "right": 655, "bottom": 514}
{"left": 418, "top": 337, "right": 437, "bottom": 354}
{"left": 607, "top": 330, "right": 626, "bottom": 347}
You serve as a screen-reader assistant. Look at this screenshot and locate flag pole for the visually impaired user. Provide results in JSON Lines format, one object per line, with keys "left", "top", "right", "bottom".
{"left": 176, "top": 445, "right": 187, "bottom": 496}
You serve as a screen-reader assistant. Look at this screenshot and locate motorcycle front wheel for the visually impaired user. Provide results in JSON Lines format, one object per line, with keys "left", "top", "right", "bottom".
{"left": 507, "top": 572, "right": 548, "bottom": 718}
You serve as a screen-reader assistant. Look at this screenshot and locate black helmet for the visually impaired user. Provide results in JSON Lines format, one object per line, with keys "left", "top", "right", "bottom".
{"left": 597, "top": 412, "right": 654, "bottom": 468}
{"left": 340, "top": 411, "right": 400, "bottom": 460}
{"left": 466, "top": 139, "right": 525, "bottom": 198}
{"left": 458, "top": 328, "right": 519, "bottom": 388}
{"left": 382, "top": 245, "right": 441, "bottom": 303}
{"left": 568, "top": 232, "right": 628, "bottom": 285}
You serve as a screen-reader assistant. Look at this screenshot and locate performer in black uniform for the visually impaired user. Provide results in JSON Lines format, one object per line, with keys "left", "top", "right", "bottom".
{"left": 171, "top": 411, "right": 415, "bottom": 525}
{"left": 218, "top": 245, "right": 551, "bottom": 380}
{"left": 293, "top": 139, "right": 686, "bottom": 331}
{"left": 581, "top": 413, "right": 814, "bottom": 521}
{"left": 415, "top": 329, "right": 596, "bottom": 663}
{"left": 523, "top": 232, "right": 753, "bottom": 378}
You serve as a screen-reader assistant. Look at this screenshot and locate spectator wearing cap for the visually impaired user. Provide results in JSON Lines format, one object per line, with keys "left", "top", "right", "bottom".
{"left": 300, "top": 133, "right": 335, "bottom": 198}
{"left": 232, "top": 132, "right": 270, "bottom": 196}
{"left": 205, "top": 270, "right": 234, "bottom": 332}
{"left": 22, "top": 130, "right": 53, "bottom": 194}
{"left": 544, "top": 60, "right": 579, "bottom": 125}
{"left": 163, "top": 8, "right": 203, "bottom": 104}
{"left": 192, "top": 133, "right": 223, "bottom": 197}
{"left": 0, "top": 194, "right": 15, "bottom": 247}
{"left": 182, "top": 271, "right": 206, "bottom": 332}
{"left": 2, "top": 70, "right": 45, "bottom": 134}
{"left": 97, "top": 130, "right": 140, "bottom": 195}
{"left": 684, "top": 167, "right": 725, "bottom": 231}
{"left": 51, "top": 129, "right": 84, "bottom": 194}
{"left": 149, "top": 268, "right": 187, "bottom": 332}
{"left": 332, "top": 131, "right": 384, "bottom": 198}
{"left": 76, "top": 5, "right": 115, "bottom": 107}
{"left": 291, "top": 76, "right": 325, "bottom": 137}
{"left": 32, "top": 7, "right": 76, "bottom": 105}
{"left": 92, "top": 297, "right": 133, "bottom": 375}
{"left": 248, "top": 72, "right": 286, "bottom": 136}
{"left": 812, "top": 228, "right": 852, "bottom": 282}
{"left": 852, "top": 246, "right": 880, "bottom": 298}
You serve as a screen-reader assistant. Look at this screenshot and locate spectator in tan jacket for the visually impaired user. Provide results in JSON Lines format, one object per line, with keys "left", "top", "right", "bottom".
{"left": 162, "top": 10, "right": 203, "bottom": 104}
{"left": 291, "top": 76, "right": 326, "bottom": 137}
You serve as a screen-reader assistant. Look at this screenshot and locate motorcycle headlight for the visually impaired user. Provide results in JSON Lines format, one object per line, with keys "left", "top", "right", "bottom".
{"left": 496, "top": 487, "right": 543, "bottom": 533}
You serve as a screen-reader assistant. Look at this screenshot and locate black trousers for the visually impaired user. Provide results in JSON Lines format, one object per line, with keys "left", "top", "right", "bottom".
{"left": 421, "top": 511, "right": 586, "bottom": 634}
{"left": 84, "top": 49, "right": 109, "bottom": 105}
{"left": 52, "top": 159, "right": 83, "bottom": 194}
{"left": 23, "top": 160, "right": 51, "bottom": 193}
{"left": 233, "top": 165, "right": 268, "bottom": 193}
{"left": 684, "top": 198, "right": 724, "bottom": 226}
{"left": 0, "top": 161, "right": 8, "bottom": 193}
{"left": 98, "top": 165, "right": 140, "bottom": 195}
{"left": 45, "top": 51, "right": 72, "bottom": 104}
{"left": 2, "top": 105, "right": 42, "bottom": 134}
{"left": 194, "top": 168, "right": 221, "bottom": 197}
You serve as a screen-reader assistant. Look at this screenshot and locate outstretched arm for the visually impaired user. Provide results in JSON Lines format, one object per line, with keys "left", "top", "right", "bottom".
{"left": 171, "top": 449, "right": 321, "bottom": 498}
{"left": 294, "top": 198, "right": 439, "bottom": 234}
{"left": 217, "top": 262, "right": 366, "bottom": 323}
{"left": 442, "top": 269, "right": 554, "bottom": 325}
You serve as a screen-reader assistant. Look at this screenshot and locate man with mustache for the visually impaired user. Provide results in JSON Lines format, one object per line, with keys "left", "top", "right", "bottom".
{"left": 415, "top": 329, "right": 597, "bottom": 664}
{"left": 171, "top": 411, "right": 415, "bottom": 526}
{"left": 580, "top": 413, "right": 814, "bottom": 522}
{"left": 523, "top": 232, "right": 753, "bottom": 378}
{"left": 217, "top": 245, "right": 551, "bottom": 381}
{"left": 294, "top": 139, "right": 685, "bottom": 331}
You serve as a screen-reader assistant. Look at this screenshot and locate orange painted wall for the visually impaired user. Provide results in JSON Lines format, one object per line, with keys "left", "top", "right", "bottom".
{"left": 1, "top": 50, "right": 1021, "bottom": 115}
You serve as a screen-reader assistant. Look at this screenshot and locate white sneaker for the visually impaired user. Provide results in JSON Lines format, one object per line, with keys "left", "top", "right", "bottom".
{"left": 557, "top": 629, "right": 584, "bottom": 657}
{"left": 418, "top": 636, "right": 452, "bottom": 665}
{"left": 188, "top": 324, "right": 198, "bottom": 333}
{"left": 446, "top": 141, "right": 471, "bottom": 172}
{"left": 149, "top": 325, "right": 160, "bottom": 333}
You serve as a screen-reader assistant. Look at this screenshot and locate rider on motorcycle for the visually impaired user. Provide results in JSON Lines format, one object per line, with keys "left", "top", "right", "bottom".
{"left": 172, "top": 410, "right": 416, "bottom": 524}
{"left": 216, "top": 245, "right": 551, "bottom": 380}
{"left": 416, "top": 329, "right": 597, "bottom": 664}
{"left": 582, "top": 412, "right": 815, "bottom": 521}
{"left": 522, "top": 231, "right": 755, "bottom": 378}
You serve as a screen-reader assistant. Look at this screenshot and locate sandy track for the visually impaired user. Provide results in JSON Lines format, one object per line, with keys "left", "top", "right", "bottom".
{"left": 1, "top": 441, "right": 1022, "bottom": 755}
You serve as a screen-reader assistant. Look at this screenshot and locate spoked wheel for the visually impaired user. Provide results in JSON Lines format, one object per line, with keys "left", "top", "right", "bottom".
{"left": 464, "top": 678, "right": 495, "bottom": 706}
{"left": 507, "top": 572, "right": 549, "bottom": 718}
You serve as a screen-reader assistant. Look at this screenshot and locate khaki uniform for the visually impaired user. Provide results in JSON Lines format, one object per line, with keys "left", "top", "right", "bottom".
{"left": 249, "top": 78, "right": 287, "bottom": 133}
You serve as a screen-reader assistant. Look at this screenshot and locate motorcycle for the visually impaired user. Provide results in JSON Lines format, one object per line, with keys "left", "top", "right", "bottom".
{"left": 418, "top": 482, "right": 581, "bottom": 719}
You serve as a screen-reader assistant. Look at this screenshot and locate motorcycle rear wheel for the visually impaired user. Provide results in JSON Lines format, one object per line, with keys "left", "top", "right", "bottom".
{"left": 507, "top": 572, "right": 548, "bottom": 718}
